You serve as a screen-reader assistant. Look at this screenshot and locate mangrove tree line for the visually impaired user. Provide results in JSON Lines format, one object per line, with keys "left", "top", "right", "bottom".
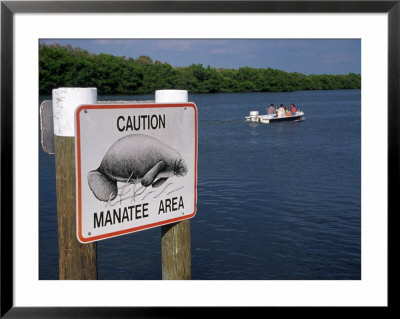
{"left": 39, "top": 44, "right": 361, "bottom": 95}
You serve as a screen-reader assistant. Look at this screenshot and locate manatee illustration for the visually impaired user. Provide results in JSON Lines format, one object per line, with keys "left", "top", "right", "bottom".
{"left": 88, "top": 134, "right": 188, "bottom": 202}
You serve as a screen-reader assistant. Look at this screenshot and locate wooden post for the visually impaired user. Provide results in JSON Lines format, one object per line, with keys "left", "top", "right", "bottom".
{"left": 156, "top": 90, "right": 192, "bottom": 280}
{"left": 53, "top": 88, "right": 98, "bottom": 280}
{"left": 161, "top": 220, "right": 191, "bottom": 280}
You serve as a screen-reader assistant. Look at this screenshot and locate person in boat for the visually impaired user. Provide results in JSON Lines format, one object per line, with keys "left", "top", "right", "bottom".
{"left": 278, "top": 104, "right": 285, "bottom": 117}
{"left": 291, "top": 104, "right": 297, "bottom": 115}
{"left": 267, "top": 104, "right": 275, "bottom": 115}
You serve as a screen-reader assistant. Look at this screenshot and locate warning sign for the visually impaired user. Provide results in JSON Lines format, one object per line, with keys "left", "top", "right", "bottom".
{"left": 74, "top": 103, "right": 197, "bottom": 243}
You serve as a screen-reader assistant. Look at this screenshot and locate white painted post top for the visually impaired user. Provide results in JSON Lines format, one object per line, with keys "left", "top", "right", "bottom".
{"left": 52, "top": 87, "right": 97, "bottom": 137}
{"left": 155, "top": 90, "right": 188, "bottom": 103}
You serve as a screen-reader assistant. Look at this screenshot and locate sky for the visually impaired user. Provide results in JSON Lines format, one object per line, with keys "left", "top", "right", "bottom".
{"left": 39, "top": 39, "right": 361, "bottom": 75}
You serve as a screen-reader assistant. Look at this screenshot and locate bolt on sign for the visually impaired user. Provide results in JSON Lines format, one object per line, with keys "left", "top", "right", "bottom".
{"left": 75, "top": 103, "right": 198, "bottom": 243}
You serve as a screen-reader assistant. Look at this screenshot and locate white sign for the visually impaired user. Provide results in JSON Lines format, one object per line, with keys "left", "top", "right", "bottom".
{"left": 75, "top": 103, "right": 197, "bottom": 243}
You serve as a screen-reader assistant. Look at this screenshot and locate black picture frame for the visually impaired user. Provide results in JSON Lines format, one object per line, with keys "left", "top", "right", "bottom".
{"left": 1, "top": 0, "right": 396, "bottom": 317}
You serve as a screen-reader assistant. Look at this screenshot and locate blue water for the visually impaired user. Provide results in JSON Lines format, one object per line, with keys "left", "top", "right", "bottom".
{"left": 39, "top": 89, "right": 361, "bottom": 280}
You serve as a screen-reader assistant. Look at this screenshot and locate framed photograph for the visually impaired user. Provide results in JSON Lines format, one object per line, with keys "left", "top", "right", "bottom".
{"left": 1, "top": 0, "right": 396, "bottom": 316}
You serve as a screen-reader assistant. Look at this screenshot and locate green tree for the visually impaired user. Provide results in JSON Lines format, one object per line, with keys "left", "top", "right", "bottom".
{"left": 39, "top": 44, "right": 361, "bottom": 95}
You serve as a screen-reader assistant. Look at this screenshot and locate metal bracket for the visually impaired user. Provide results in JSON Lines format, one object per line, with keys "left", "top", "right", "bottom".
{"left": 39, "top": 100, "right": 55, "bottom": 154}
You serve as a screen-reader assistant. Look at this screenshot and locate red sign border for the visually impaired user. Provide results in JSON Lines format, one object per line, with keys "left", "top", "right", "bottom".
{"left": 75, "top": 103, "right": 197, "bottom": 243}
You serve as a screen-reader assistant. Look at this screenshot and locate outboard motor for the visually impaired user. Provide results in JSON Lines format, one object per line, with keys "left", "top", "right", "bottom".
{"left": 248, "top": 111, "right": 259, "bottom": 122}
